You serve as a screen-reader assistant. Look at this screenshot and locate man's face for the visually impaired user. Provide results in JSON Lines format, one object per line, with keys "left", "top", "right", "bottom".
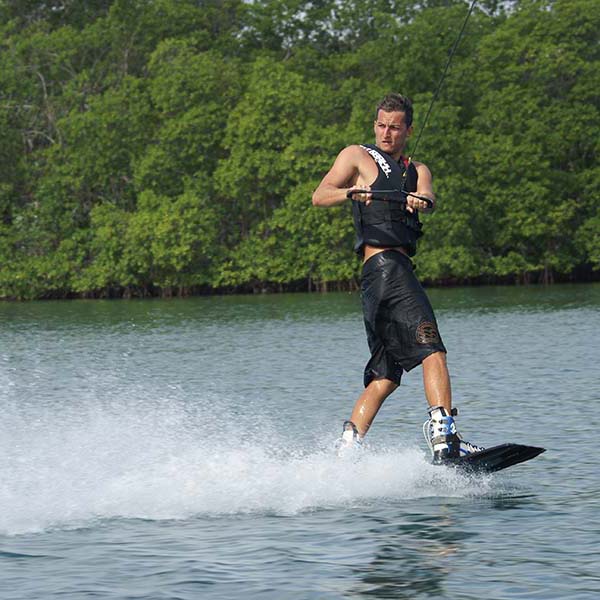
{"left": 373, "top": 110, "right": 412, "bottom": 156}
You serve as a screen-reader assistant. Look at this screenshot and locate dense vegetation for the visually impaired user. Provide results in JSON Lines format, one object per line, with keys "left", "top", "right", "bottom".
{"left": 0, "top": 0, "right": 598, "bottom": 299}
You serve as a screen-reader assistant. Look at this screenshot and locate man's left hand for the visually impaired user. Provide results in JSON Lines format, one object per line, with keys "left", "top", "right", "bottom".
{"left": 406, "top": 193, "right": 433, "bottom": 213}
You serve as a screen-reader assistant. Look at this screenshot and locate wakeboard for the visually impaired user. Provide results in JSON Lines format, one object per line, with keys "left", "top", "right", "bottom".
{"left": 449, "top": 443, "right": 545, "bottom": 473}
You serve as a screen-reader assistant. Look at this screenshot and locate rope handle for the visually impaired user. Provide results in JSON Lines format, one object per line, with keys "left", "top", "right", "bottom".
{"left": 346, "top": 188, "right": 433, "bottom": 209}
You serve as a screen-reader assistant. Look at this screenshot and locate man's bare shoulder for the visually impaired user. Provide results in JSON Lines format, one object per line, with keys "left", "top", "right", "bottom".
{"left": 337, "top": 144, "right": 366, "bottom": 158}
{"left": 411, "top": 159, "right": 430, "bottom": 169}
{"left": 334, "top": 144, "right": 371, "bottom": 166}
{"left": 412, "top": 160, "right": 433, "bottom": 177}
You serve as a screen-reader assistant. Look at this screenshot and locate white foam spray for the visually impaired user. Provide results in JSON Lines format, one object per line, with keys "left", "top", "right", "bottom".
{"left": 0, "top": 391, "right": 494, "bottom": 536}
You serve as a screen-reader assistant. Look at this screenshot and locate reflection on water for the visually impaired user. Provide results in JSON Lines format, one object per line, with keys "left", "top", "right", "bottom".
{"left": 350, "top": 491, "right": 548, "bottom": 600}
{"left": 426, "top": 282, "right": 600, "bottom": 314}
{"left": 352, "top": 511, "right": 466, "bottom": 599}
{"left": 2, "top": 283, "right": 597, "bottom": 331}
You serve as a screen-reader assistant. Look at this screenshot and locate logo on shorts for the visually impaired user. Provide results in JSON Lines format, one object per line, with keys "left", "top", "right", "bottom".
{"left": 416, "top": 321, "right": 440, "bottom": 344}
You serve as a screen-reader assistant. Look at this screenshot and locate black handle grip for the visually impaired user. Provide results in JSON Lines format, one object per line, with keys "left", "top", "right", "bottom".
{"left": 407, "top": 192, "right": 434, "bottom": 209}
{"left": 346, "top": 188, "right": 369, "bottom": 199}
{"left": 347, "top": 188, "right": 433, "bottom": 209}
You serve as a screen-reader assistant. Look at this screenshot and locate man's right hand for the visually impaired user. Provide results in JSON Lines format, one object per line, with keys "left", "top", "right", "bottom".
{"left": 346, "top": 185, "right": 372, "bottom": 205}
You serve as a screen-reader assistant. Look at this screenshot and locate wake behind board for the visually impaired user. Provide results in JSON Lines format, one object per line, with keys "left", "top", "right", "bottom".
{"left": 450, "top": 443, "right": 545, "bottom": 473}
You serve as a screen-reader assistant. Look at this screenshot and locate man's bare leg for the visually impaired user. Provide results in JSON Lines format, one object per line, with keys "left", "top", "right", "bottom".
{"left": 422, "top": 350, "right": 481, "bottom": 461}
{"left": 347, "top": 353, "right": 450, "bottom": 439}
{"left": 422, "top": 351, "right": 451, "bottom": 412}
{"left": 348, "top": 378, "right": 398, "bottom": 437}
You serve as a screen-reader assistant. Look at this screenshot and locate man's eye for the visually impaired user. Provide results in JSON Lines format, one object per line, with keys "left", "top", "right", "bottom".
{"left": 378, "top": 123, "right": 401, "bottom": 131}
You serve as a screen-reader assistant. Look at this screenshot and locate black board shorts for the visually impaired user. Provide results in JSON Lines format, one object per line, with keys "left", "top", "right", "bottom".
{"left": 361, "top": 250, "right": 447, "bottom": 387}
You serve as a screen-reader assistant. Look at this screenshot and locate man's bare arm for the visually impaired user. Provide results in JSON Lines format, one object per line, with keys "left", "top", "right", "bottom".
{"left": 406, "top": 161, "right": 436, "bottom": 214}
{"left": 312, "top": 145, "right": 371, "bottom": 207}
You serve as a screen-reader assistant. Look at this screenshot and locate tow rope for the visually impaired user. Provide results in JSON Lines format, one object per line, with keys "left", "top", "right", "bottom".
{"left": 349, "top": 0, "right": 478, "bottom": 206}
{"left": 409, "top": 0, "right": 479, "bottom": 162}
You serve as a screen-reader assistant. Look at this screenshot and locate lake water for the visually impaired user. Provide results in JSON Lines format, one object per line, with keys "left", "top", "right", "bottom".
{"left": 1, "top": 284, "right": 599, "bottom": 599}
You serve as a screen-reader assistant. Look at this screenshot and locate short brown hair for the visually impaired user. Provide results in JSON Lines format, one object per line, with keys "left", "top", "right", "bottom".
{"left": 375, "top": 94, "right": 413, "bottom": 127}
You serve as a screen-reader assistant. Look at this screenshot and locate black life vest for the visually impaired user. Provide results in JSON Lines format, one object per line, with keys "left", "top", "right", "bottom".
{"left": 351, "top": 144, "right": 423, "bottom": 257}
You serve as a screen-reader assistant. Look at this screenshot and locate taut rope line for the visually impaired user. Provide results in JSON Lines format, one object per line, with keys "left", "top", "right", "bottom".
{"left": 408, "top": 0, "right": 478, "bottom": 162}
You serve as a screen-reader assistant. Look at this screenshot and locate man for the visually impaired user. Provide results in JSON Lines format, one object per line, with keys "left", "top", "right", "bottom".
{"left": 312, "top": 93, "right": 482, "bottom": 463}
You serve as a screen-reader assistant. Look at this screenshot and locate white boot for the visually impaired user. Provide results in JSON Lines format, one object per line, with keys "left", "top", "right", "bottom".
{"left": 423, "top": 406, "right": 484, "bottom": 464}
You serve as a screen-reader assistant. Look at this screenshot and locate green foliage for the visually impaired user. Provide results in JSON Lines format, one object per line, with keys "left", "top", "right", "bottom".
{"left": 74, "top": 185, "right": 221, "bottom": 296}
{"left": 136, "top": 40, "right": 243, "bottom": 197}
{"left": 0, "top": 0, "right": 598, "bottom": 299}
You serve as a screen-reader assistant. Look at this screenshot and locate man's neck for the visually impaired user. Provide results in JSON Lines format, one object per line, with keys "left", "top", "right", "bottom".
{"left": 376, "top": 144, "right": 404, "bottom": 162}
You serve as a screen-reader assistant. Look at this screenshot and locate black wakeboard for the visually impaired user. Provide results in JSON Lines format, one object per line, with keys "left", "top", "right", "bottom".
{"left": 450, "top": 443, "right": 545, "bottom": 473}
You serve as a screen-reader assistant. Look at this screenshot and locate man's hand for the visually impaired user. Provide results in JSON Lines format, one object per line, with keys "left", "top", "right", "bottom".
{"left": 406, "top": 192, "right": 434, "bottom": 213}
{"left": 346, "top": 185, "right": 372, "bottom": 206}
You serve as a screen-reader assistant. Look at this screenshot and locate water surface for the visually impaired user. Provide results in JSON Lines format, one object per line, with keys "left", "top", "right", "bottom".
{"left": 1, "top": 284, "right": 599, "bottom": 599}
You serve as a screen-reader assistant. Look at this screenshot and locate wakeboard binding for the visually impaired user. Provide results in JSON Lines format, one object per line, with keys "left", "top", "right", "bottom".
{"left": 423, "top": 405, "right": 545, "bottom": 472}
{"left": 424, "top": 406, "right": 485, "bottom": 464}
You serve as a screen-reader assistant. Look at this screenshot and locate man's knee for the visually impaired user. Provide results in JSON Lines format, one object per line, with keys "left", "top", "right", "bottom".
{"left": 368, "top": 377, "right": 399, "bottom": 396}
{"left": 423, "top": 351, "right": 447, "bottom": 368}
